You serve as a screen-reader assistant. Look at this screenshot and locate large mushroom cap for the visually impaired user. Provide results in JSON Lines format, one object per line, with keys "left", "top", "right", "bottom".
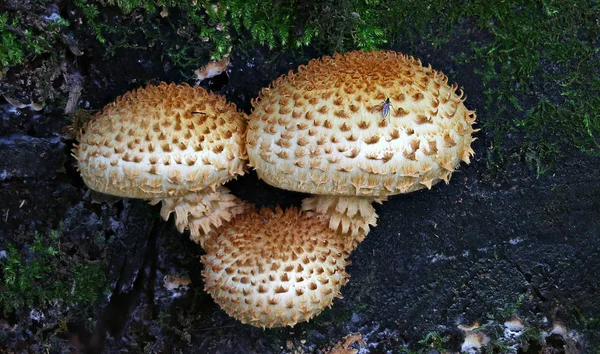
{"left": 75, "top": 82, "right": 247, "bottom": 199}
{"left": 247, "top": 50, "right": 476, "bottom": 197}
{"left": 202, "top": 207, "right": 350, "bottom": 328}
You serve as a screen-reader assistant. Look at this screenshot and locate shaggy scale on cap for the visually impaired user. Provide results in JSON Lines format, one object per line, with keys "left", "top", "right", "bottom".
{"left": 202, "top": 207, "right": 350, "bottom": 328}
{"left": 247, "top": 50, "right": 477, "bottom": 249}
{"left": 74, "top": 83, "right": 248, "bottom": 245}
{"left": 150, "top": 186, "right": 250, "bottom": 246}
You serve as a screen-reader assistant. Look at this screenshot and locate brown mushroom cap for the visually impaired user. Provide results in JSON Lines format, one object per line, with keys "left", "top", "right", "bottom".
{"left": 201, "top": 207, "right": 350, "bottom": 328}
{"left": 75, "top": 82, "right": 247, "bottom": 199}
{"left": 247, "top": 50, "right": 476, "bottom": 198}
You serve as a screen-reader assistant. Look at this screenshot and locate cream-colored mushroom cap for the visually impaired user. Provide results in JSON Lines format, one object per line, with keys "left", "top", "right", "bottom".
{"left": 74, "top": 83, "right": 248, "bottom": 246}
{"left": 247, "top": 50, "right": 476, "bottom": 197}
{"left": 75, "top": 82, "right": 247, "bottom": 199}
{"left": 201, "top": 207, "right": 350, "bottom": 328}
{"left": 247, "top": 50, "right": 476, "bottom": 243}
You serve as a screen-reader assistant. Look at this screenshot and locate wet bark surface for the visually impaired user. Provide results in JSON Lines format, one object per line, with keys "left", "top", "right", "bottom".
{"left": 1, "top": 8, "right": 599, "bottom": 354}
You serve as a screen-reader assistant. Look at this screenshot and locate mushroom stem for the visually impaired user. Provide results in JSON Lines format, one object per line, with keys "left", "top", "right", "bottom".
{"left": 152, "top": 186, "right": 249, "bottom": 248}
{"left": 301, "top": 195, "right": 386, "bottom": 251}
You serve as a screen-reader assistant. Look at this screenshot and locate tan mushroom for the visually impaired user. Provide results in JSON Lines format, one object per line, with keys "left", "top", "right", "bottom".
{"left": 74, "top": 82, "right": 248, "bottom": 247}
{"left": 247, "top": 50, "right": 477, "bottom": 250}
{"left": 201, "top": 207, "right": 350, "bottom": 328}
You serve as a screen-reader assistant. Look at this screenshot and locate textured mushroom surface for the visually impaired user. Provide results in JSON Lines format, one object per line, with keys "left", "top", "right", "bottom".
{"left": 246, "top": 50, "right": 477, "bottom": 242}
{"left": 301, "top": 195, "right": 385, "bottom": 248}
{"left": 247, "top": 50, "right": 476, "bottom": 197}
{"left": 202, "top": 207, "right": 350, "bottom": 328}
{"left": 74, "top": 83, "right": 248, "bottom": 245}
{"left": 75, "top": 82, "right": 247, "bottom": 199}
{"left": 153, "top": 186, "right": 250, "bottom": 247}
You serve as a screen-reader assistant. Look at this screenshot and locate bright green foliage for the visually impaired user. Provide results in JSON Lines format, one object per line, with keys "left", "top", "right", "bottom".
{"left": 74, "top": 0, "right": 391, "bottom": 59}
{"left": 0, "top": 13, "right": 25, "bottom": 68}
{"left": 0, "top": 230, "right": 108, "bottom": 314}
{"left": 0, "top": 12, "right": 62, "bottom": 70}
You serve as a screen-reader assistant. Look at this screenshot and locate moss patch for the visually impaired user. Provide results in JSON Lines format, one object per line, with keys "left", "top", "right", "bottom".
{"left": 0, "top": 10, "right": 68, "bottom": 71}
{"left": 0, "top": 228, "right": 108, "bottom": 324}
{"left": 0, "top": 229, "right": 108, "bottom": 314}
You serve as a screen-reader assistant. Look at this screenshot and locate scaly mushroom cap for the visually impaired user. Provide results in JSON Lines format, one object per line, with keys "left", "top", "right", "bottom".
{"left": 201, "top": 207, "right": 350, "bottom": 328}
{"left": 75, "top": 82, "right": 247, "bottom": 199}
{"left": 247, "top": 50, "right": 476, "bottom": 197}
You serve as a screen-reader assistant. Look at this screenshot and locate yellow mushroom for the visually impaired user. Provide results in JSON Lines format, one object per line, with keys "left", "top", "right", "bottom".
{"left": 247, "top": 50, "right": 477, "bottom": 251}
{"left": 74, "top": 82, "right": 248, "bottom": 247}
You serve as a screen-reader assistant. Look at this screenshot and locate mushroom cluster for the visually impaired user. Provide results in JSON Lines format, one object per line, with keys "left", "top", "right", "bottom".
{"left": 247, "top": 50, "right": 477, "bottom": 250}
{"left": 74, "top": 50, "right": 477, "bottom": 329}
{"left": 74, "top": 82, "right": 248, "bottom": 246}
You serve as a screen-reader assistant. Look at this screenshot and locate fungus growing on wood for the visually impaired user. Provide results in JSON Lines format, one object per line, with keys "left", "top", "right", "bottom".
{"left": 247, "top": 50, "right": 477, "bottom": 250}
{"left": 74, "top": 82, "right": 248, "bottom": 246}
{"left": 201, "top": 207, "right": 350, "bottom": 328}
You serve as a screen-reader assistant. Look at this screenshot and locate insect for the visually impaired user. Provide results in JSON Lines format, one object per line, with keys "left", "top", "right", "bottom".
{"left": 371, "top": 97, "right": 394, "bottom": 120}
{"left": 381, "top": 97, "right": 392, "bottom": 118}
{"left": 192, "top": 111, "right": 206, "bottom": 114}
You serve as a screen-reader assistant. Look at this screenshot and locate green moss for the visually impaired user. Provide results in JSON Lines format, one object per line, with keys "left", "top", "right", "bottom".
{"left": 0, "top": 11, "right": 66, "bottom": 70}
{"left": 0, "top": 13, "right": 25, "bottom": 69}
{"left": 396, "top": 331, "right": 451, "bottom": 353}
{"left": 74, "top": 0, "right": 107, "bottom": 43}
{"left": 71, "top": 262, "right": 108, "bottom": 304}
{"left": 417, "top": 331, "right": 450, "bottom": 352}
{"left": 0, "top": 229, "right": 108, "bottom": 314}
{"left": 517, "top": 327, "right": 543, "bottom": 352}
{"left": 363, "top": 0, "right": 599, "bottom": 170}
{"left": 1, "top": 2, "right": 75, "bottom": 69}
{"left": 348, "top": 0, "right": 600, "bottom": 170}
{"left": 0, "top": 233, "right": 60, "bottom": 311}
{"left": 454, "top": 0, "right": 599, "bottom": 167}
{"left": 71, "top": 0, "right": 390, "bottom": 62}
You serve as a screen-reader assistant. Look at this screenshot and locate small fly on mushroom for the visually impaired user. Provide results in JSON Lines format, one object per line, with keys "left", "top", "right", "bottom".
{"left": 381, "top": 97, "right": 392, "bottom": 118}
{"left": 372, "top": 97, "right": 394, "bottom": 121}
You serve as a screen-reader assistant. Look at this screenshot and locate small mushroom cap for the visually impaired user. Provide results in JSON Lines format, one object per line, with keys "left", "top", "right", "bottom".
{"left": 75, "top": 83, "right": 247, "bottom": 199}
{"left": 202, "top": 207, "right": 350, "bottom": 328}
{"left": 247, "top": 50, "right": 477, "bottom": 197}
